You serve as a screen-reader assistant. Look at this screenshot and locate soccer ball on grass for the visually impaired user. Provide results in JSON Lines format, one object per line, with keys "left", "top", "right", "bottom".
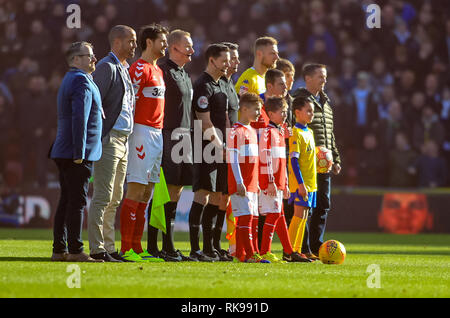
{"left": 318, "top": 240, "right": 346, "bottom": 264}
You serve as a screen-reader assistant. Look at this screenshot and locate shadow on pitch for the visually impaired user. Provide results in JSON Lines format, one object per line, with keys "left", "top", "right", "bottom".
{"left": 349, "top": 250, "right": 450, "bottom": 256}
{"left": 0, "top": 257, "right": 51, "bottom": 262}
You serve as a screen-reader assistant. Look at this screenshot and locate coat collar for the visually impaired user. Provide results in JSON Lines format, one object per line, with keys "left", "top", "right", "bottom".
{"left": 292, "top": 87, "right": 330, "bottom": 106}
{"left": 108, "top": 52, "right": 129, "bottom": 68}
{"left": 69, "top": 67, "right": 93, "bottom": 80}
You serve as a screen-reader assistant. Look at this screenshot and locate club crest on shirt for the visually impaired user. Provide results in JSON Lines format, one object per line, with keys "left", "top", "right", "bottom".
{"left": 239, "top": 86, "right": 249, "bottom": 95}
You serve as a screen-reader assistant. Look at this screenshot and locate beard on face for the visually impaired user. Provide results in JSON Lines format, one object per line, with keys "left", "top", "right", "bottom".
{"left": 262, "top": 58, "right": 276, "bottom": 69}
{"left": 158, "top": 47, "right": 166, "bottom": 58}
{"left": 128, "top": 48, "right": 136, "bottom": 59}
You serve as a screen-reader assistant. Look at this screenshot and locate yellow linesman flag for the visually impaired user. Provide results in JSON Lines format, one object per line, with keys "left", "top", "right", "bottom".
{"left": 150, "top": 168, "right": 170, "bottom": 234}
{"left": 225, "top": 203, "right": 236, "bottom": 255}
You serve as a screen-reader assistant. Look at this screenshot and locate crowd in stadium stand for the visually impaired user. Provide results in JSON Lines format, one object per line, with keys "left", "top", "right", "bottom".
{"left": 0, "top": 0, "right": 449, "bottom": 190}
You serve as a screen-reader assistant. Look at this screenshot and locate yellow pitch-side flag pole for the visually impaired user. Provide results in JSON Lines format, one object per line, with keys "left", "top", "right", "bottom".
{"left": 150, "top": 168, "right": 170, "bottom": 234}
{"left": 225, "top": 203, "right": 236, "bottom": 255}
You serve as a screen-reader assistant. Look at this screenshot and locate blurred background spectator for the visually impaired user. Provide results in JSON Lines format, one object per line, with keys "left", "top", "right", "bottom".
{"left": 0, "top": 0, "right": 448, "bottom": 189}
{"left": 388, "top": 131, "right": 417, "bottom": 187}
{"left": 411, "top": 139, "right": 448, "bottom": 188}
{"left": 356, "top": 132, "right": 387, "bottom": 187}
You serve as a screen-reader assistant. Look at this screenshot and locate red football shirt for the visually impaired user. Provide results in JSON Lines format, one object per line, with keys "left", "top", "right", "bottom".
{"left": 129, "top": 59, "right": 165, "bottom": 128}
{"left": 227, "top": 122, "right": 259, "bottom": 194}
{"left": 259, "top": 123, "right": 287, "bottom": 190}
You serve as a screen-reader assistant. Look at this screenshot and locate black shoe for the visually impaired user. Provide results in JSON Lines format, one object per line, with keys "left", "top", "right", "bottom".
{"left": 160, "top": 250, "right": 182, "bottom": 262}
{"left": 216, "top": 249, "right": 233, "bottom": 262}
{"left": 282, "top": 251, "right": 313, "bottom": 263}
{"left": 90, "top": 252, "right": 122, "bottom": 262}
{"left": 189, "top": 250, "right": 215, "bottom": 262}
{"left": 175, "top": 249, "right": 196, "bottom": 262}
{"left": 110, "top": 250, "right": 133, "bottom": 262}
{"left": 203, "top": 250, "right": 220, "bottom": 262}
{"left": 146, "top": 249, "right": 163, "bottom": 258}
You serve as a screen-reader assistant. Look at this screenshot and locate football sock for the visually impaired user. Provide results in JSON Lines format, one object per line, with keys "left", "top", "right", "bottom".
{"left": 301, "top": 216, "right": 312, "bottom": 254}
{"left": 283, "top": 199, "right": 294, "bottom": 226}
{"left": 131, "top": 201, "right": 148, "bottom": 254}
{"left": 257, "top": 214, "right": 265, "bottom": 250}
{"left": 288, "top": 215, "right": 302, "bottom": 253}
{"left": 260, "top": 213, "right": 280, "bottom": 256}
{"left": 294, "top": 217, "right": 307, "bottom": 253}
{"left": 237, "top": 214, "right": 254, "bottom": 260}
{"left": 252, "top": 215, "right": 260, "bottom": 254}
{"left": 189, "top": 201, "right": 205, "bottom": 252}
{"left": 234, "top": 217, "right": 245, "bottom": 261}
{"left": 213, "top": 208, "right": 226, "bottom": 251}
{"left": 162, "top": 201, "right": 177, "bottom": 253}
{"left": 120, "top": 198, "right": 139, "bottom": 253}
{"left": 275, "top": 211, "right": 294, "bottom": 254}
{"left": 201, "top": 204, "right": 219, "bottom": 254}
{"left": 146, "top": 200, "right": 160, "bottom": 254}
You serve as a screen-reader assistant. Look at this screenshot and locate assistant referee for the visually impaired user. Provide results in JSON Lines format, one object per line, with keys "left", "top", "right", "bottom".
{"left": 189, "top": 43, "right": 231, "bottom": 262}
{"left": 147, "top": 29, "right": 195, "bottom": 262}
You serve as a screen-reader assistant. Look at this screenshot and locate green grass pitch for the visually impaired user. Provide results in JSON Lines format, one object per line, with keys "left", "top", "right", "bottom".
{"left": 0, "top": 229, "right": 449, "bottom": 298}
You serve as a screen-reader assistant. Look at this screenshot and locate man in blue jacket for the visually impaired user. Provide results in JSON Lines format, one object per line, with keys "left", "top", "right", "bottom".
{"left": 50, "top": 41, "right": 104, "bottom": 262}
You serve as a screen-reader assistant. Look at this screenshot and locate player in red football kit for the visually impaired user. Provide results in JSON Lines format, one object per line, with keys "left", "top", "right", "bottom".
{"left": 118, "top": 24, "right": 169, "bottom": 262}
{"left": 251, "top": 69, "right": 289, "bottom": 253}
{"left": 227, "top": 92, "right": 270, "bottom": 263}
{"left": 259, "top": 97, "right": 289, "bottom": 262}
{"left": 258, "top": 97, "right": 311, "bottom": 262}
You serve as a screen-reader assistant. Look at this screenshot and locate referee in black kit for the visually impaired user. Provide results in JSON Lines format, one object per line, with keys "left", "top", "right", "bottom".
{"left": 214, "top": 42, "right": 240, "bottom": 260}
{"left": 147, "top": 29, "right": 195, "bottom": 261}
{"left": 189, "top": 43, "right": 231, "bottom": 262}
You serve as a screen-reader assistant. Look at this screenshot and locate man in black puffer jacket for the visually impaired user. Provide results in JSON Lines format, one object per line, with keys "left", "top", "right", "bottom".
{"left": 291, "top": 63, "right": 342, "bottom": 259}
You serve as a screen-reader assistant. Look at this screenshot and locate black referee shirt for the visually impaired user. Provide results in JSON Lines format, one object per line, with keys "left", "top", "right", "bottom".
{"left": 159, "top": 58, "right": 193, "bottom": 130}
{"left": 220, "top": 76, "right": 239, "bottom": 126}
{"left": 192, "top": 72, "right": 229, "bottom": 138}
{"left": 286, "top": 93, "right": 294, "bottom": 127}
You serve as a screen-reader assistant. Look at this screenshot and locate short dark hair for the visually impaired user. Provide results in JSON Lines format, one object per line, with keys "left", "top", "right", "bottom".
{"left": 139, "top": 23, "right": 169, "bottom": 51}
{"left": 221, "top": 42, "right": 239, "bottom": 51}
{"left": 265, "top": 68, "right": 285, "bottom": 86}
{"left": 108, "top": 25, "right": 134, "bottom": 46}
{"left": 239, "top": 92, "right": 263, "bottom": 109}
{"left": 276, "top": 58, "right": 295, "bottom": 73}
{"left": 65, "top": 41, "right": 93, "bottom": 64}
{"left": 204, "top": 43, "right": 229, "bottom": 63}
{"left": 302, "top": 63, "right": 326, "bottom": 79}
{"left": 292, "top": 96, "right": 312, "bottom": 112}
{"left": 265, "top": 96, "right": 288, "bottom": 113}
